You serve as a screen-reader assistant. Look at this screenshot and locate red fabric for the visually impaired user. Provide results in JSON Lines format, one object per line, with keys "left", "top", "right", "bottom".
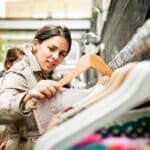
{"left": 108, "top": 145, "right": 135, "bottom": 150}
{"left": 74, "top": 133, "right": 102, "bottom": 148}
{"left": 63, "top": 106, "right": 74, "bottom": 112}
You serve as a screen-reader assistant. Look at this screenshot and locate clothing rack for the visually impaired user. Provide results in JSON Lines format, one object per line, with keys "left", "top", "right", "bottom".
{"left": 34, "top": 61, "right": 150, "bottom": 150}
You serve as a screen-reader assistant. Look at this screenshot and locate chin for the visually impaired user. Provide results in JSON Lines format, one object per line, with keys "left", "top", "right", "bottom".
{"left": 45, "top": 67, "right": 55, "bottom": 73}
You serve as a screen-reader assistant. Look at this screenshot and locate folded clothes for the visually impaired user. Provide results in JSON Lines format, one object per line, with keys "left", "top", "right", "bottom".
{"left": 70, "top": 134, "right": 150, "bottom": 150}
{"left": 74, "top": 133, "right": 102, "bottom": 148}
{"left": 97, "top": 116, "right": 150, "bottom": 138}
{"left": 68, "top": 144, "right": 106, "bottom": 150}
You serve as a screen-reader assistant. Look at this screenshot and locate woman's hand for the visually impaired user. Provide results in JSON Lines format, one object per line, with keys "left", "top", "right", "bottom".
{"left": 27, "top": 80, "right": 62, "bottom": 100}
{"left": 22, "top": 80, "right": 62, "bottom": 110}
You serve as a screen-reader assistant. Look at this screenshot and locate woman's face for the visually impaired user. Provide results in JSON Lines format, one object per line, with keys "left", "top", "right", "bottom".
{"left": 32, "top": 36, "right": 69, "bottom": 73}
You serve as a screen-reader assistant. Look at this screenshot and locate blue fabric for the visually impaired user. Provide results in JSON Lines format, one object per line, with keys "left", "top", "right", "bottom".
{"left": 68, "top": 144, "right": 106, "bottom": 150}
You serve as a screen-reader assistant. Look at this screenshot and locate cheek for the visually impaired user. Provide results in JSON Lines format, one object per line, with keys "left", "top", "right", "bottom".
{"left": 36, "top": 46, "right": 49, "bottom": 60}
{"left": 55, "top": 57, "right": 65, "bottom": 67}
{"left": 59, "top": 57, "right": 65, "bottom": 63}
{"left": 35, "top": 52, "right": 44, "bottom": 67}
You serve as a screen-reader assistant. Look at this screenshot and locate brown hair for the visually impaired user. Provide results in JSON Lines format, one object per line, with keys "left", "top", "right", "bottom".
{"left": 34, "top": 25, "right": 72, "bottom": 53}
{"left": 4, "top": 47, "right": 24, "bottom": 70}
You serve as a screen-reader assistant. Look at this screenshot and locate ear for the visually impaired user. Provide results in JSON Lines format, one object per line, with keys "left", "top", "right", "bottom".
{"left": 6, "top": 62, "right": 12, "bottom": 70}
{"left": 32, "top": 39, "right": 40, "bottom": 52}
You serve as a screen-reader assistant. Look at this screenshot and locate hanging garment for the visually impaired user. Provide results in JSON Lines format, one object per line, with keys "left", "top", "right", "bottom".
{"left": 34, "top": 61, "right": 150, "bottom": 150}
{"left": 34, "top": 86, "right": 104, "bottom": 134}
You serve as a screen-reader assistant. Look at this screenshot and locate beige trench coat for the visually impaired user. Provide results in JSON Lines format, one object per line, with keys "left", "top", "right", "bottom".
{"left": 0, "top": 45, "right": 62, "bottom": 150}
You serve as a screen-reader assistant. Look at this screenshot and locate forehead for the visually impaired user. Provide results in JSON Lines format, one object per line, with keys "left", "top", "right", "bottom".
{"left": 44, "top": 36, "right": 69, "bottom": 50}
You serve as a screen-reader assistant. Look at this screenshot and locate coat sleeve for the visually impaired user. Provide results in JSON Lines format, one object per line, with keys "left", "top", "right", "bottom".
{"left": 0, "top": 71, "right": 30, "bottom": 124}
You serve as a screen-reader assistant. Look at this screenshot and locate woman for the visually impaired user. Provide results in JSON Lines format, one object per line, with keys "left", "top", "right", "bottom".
{"left": 4, "top": 47, "right": 25, "bottom": 70}
{"left": 0, "top": 47, "right": 24, "bottom": 149}
{"left": 0, "top": 24, "right": 72, "bottom": 149}
{"left": 0, "top": 47, "right": 24, "bottom": 86}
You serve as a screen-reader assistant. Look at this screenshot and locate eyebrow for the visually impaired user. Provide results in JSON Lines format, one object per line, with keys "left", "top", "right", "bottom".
{"left": 51, "top": 44, "right": 68, "bottom": 51}
{"left": 49, "top": 44, "right": 57, "bottom": 49}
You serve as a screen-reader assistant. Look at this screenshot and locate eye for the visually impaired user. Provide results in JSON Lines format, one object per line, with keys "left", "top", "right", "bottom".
{"left": 59, "top": 51, "right": 67, "bottom": 57}
{"left": 48, "top": 46, "right": 55, "bottom": 52}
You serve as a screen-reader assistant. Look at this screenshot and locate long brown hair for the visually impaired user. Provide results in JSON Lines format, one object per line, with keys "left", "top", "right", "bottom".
{"left": 33, "top": 25, "right": 72, "bottom": 54}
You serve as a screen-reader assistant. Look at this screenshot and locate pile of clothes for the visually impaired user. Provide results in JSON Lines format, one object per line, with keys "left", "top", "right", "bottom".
{"left": 69, "top": 133, "right": 150, "bottom": 150}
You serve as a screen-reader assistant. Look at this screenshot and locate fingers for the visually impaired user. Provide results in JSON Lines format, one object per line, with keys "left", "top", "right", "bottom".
{"left": 28, "top": 80, "right": 62, "bottom": 101}
{"left": 47, "top": 80, "right": 62, "bottom": 92}
{"left": 24, "top": 99, "right": 37, "bottom": 110}
{"left": 47, "top": 86, "right": 57, "bottom": 97}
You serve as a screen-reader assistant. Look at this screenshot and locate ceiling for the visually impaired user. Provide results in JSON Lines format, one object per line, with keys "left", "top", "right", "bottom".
{"left": 0, "top": 0, "right": 92, "bottom": 19}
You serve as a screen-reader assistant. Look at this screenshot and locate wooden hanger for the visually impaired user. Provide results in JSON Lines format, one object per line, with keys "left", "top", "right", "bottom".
{"left": 58, "top": 54, "right": 112, "bottom": 87}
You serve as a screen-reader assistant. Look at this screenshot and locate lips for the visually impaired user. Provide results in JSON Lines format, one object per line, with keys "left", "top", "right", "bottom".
{"left": 47, "top": 60, "right": 58, "bottom": 68}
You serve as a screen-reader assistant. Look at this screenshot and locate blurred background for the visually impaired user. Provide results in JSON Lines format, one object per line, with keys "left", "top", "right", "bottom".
{"left": 0, "top": 0, "right": 150, "bottom": 88}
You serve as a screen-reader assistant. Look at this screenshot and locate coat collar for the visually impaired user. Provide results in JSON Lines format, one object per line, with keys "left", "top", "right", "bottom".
{"left": 23, "top": 44, "right": 53, "bottom": 79}
{"left": 23, "top": 44, "right": 41, "bottom": 72}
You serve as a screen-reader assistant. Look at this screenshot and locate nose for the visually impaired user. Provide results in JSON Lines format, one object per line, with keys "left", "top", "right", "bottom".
{"left": 51, "top": 51, "right": 59, "bottom": 59}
